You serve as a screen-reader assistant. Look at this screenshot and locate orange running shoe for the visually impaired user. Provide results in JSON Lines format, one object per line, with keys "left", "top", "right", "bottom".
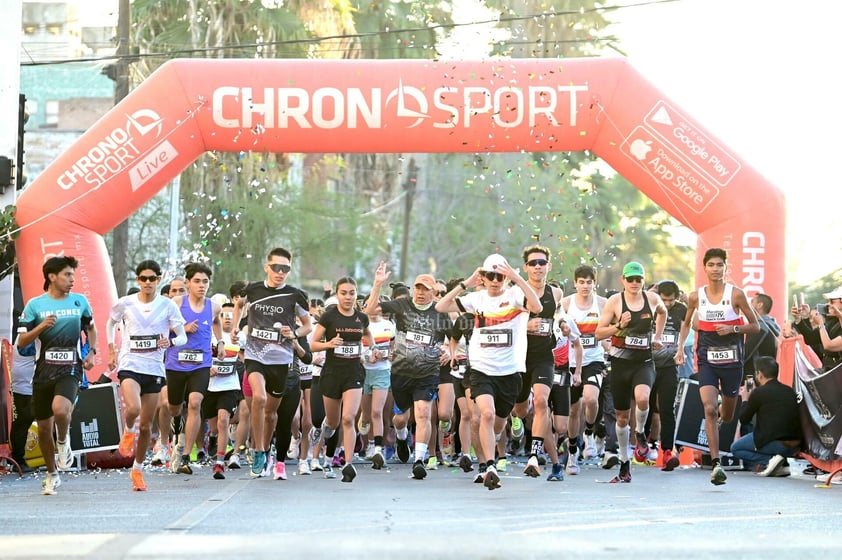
{"left": 119, "top": 431, "right": 136, "bottom": 457}
{"left": 130, "top": 468, "right": 147, "bottom": 491}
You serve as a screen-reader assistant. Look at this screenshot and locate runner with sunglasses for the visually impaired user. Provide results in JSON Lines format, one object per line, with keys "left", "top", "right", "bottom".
{"left": 594, "top": 262, "right": 667, "bottom": 483}
{"left": 436, "top": 254, "right": 542, "bottom": 490}
{"left": 107, "top": 260, "right": 187, "bottom": 491}
{"left": 512, "top": 244, "right": 565, "bottom": 481}
{"left": 231, "top": 247, "right": 313, "bottom": 477}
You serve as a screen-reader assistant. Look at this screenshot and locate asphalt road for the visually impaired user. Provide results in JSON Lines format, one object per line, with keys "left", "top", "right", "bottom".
{"left": 1, "top": 456, "right": 840, "bottom": 559}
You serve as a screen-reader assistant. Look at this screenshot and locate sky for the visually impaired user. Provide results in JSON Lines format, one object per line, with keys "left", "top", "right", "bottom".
{"left": 608, "top": 0, "right": 840, "bottom": 286}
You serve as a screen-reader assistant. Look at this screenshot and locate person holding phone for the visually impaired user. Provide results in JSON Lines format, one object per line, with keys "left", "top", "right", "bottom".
{"left": 791, "top": 287, "right": 842, "bottom": 371}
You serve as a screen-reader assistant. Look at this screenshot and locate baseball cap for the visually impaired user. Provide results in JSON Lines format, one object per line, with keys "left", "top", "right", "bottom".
{"left": 823, "top": 287, "right": 842, "bottom": 299}
{"left": 622, "top": 261, "right": 645, "bottom": 278}
{"left": 413, "top": 274, "right": 436, "bottom": 290}
{"left": 481, "top": 254, "right": 508, "bottom": 272}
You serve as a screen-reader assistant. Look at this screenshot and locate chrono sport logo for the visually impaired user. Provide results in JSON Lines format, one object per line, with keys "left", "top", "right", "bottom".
{"left": 57, "top": 108, "right": 164, "bottom": 190}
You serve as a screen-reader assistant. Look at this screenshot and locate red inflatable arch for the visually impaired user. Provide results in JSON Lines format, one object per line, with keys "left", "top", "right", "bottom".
{"left": 16, "top": 58, "right": 785, "bottom": 373}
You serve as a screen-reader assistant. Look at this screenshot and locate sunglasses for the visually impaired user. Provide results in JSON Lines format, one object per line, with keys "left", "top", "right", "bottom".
{"left": 526, "top": 258, "right": 549, "bottom": 267}
{"left": 483, "top": 271, "right": 505, "bottom": 282}
{"left": 268, "top": 263, "right": 291, "bottom": 274}
{"left": 137, "top": 275, "right": 159, "bottom": 283}
{"left": 624, "top": 276, "right": 644, "bottom": 284}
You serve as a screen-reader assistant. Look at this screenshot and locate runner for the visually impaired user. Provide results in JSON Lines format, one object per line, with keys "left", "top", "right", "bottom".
{"left": 513, "top": 244, "right": 564, "bottom": 480}
{"left": 436, "top": 253, "right": 542, "bottom": 490}
{"left": 165, "top": 262, "right": 224, "bottom": 475}
{"left": 364, "top": 264, "right": 453, "bottom": 480}
{"left": 594, "top": 261, "right": 667, "bottom": 484}
{"left": 109, "top": 260, "right": 188, "bottom": 490}
{"left": 562, "top": 265, "right": 610, "bottom": 473}
{"left": 311, "top": 277, "right": 378, "bottom": 482}
{"left": 18, "top": 256, "right": 98, "bottom": 495}
{"left": 675, "top": 248, "right": 759, "bottom": 485}
{"left": 231, "top": 247, "right": 313, "bottom": 478}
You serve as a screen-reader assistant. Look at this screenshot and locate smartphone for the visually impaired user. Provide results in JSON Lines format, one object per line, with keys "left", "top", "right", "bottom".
{"left": 817, "top": 303, "right": 829, "bottom": 315}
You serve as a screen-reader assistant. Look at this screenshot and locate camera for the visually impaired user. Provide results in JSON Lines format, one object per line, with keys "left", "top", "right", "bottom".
{"left": 817, "top": 303, "right": 830, "bottom": 316}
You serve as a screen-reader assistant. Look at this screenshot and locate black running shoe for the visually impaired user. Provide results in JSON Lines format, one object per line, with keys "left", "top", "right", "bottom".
{"left": 396, "top": 438, "right": 410, "bottom": 463}
{"left": 412, "top": 460, "right": 427, "bottom": 480}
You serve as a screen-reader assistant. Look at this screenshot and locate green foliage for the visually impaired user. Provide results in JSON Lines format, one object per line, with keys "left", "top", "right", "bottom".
{"left": 0, "top": 205, "right": 19, "bottom": 281}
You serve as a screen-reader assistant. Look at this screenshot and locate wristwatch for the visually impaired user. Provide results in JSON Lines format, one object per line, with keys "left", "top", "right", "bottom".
{"left": 733, "top": 325, "right": 740, "bottom": 334}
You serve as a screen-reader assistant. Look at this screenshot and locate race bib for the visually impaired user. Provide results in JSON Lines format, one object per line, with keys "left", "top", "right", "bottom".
{"left": 707, "top": 345, "right": 738, "bottom": 365}
{"left": 580, "top": 333, "right": 597, "bottom": 349}
{"left": 129, "top": 335, "right": 159, "bottom": 352}
{"left": 335, "top": 343, "right": 361, "bottom": 359}
{"left": 662, "top": 333, "right": 677, "bottom": 345}
{"left": 251, "top": 328, "right": 280, "bottom": 343}
{"left": 534, "top": 319, "right": 553, "bottom": 336}
{"left": 405, "top": 331, "right": 433, "bottom": 346}
{"left": 178, "top": 349, "right": 204, "bottom": 363}
{"left": 374, "top": 344, "right": 391, "bottom": 359}
{"left": 624, "top": 334, "right": 650, "bottom": 349}
{"left": 299, "top": 364, "right": 313, "bottom": 375}
{"left": 45, "top": 347, "right": 76, "bottom": 365}
{"left": 477, "top": 328, "right": 513, "bottom": 348}
{"left": 213, "top": 361, "right": 236, "bottom": 376}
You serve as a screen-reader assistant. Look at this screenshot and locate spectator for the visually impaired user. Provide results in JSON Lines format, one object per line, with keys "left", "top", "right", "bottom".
{"left": 792, "top": 287, "right": 842, "bottom": 371}
{"left": 744, "top": 293, "right": 780, "bottom": 366}
{"left": 730, "top": 356, "right": 802, "bottom": 476}
{"left": 9, "top": 330, "right": 36, "bottom": 474}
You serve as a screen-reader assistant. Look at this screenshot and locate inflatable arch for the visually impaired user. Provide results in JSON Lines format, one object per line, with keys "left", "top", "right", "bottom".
{"left": 15, "top": 58, "right": 785, "bottom": 372}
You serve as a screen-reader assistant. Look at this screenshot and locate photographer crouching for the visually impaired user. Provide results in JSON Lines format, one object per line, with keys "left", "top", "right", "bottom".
{"left": 730, "top": 356, "right": 802, "bottom": 476}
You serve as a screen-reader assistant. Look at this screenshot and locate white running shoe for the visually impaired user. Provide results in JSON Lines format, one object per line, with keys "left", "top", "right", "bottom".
{"left": 287, "top": 437, "right": 299, "bottom": 460}
{"left": 816, "top": 471, "right": 842, "bottom": 484}
{"left": 298, "top": 459, "right": 311, "bottom": 475}
{"left": 42, "top": 473, "right": 61, "bottom": 495}
{"left": 56, "top": 439, "right": 74, "bottom": 470}
{"left": 227, "top": 454, "right": 241, "bottom": 469}
{"left": 151, "top": 441, "right": 169, "bottom": 466}
{"left": 565, "top": 453, "right": 580, "bottom": 475}
{"left": 310, "top": 458, "right": 323, "bottom": 472}
{"left": 583, "top": 434, "right": 598, "bottom": 460}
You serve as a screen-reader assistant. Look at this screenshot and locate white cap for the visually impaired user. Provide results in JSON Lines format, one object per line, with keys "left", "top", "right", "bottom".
{"left": 481, "top": 253, "right": 508, "bottom": 272}
{"left": 823, "top": 287, "right": 842, "bottom": 299}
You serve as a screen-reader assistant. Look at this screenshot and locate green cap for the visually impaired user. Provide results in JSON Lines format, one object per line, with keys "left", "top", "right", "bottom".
{"left": 622, "top": 261, "right": 645, "bottom": 278}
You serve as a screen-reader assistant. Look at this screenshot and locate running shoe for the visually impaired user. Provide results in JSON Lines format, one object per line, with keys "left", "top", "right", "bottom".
{"left": 213, "top": 463, "right": 226, "bottom": 480}
{"left": 170, "top": 444, "right": 185, "bottom": 473}
{"left": 609, "top": 460, "right": 632, "bottom": 483}
{"left": 227, "top": 454, "right": 241, "bottom": 469}
{"left": 633, "top": 431, "right": 649, "bottom": 463}
{"left": 42, "top": 472, "right": 61, "bottom": 495}
{"left": 341, "top": 463, "right": 357, "bottom": 483}
{"left": 710, "top": 464, "right": 727, "bottom": 486}
{"left": 371, "top": 449, "right": 385, "bottom": 470}
{"left": 412, "top": 460, "right": 427, "bottom": 480}
{"left": 56, "top": 439, "right": 74, "bottom": 470}
{"left": 582, "top": 434, "right": 598, "bottom": 459}
{"left": 131, "top": 468, "right": 147, "bottom": 491}
{"left": 511, "top": 417, "right": 524, "bottom": 439}
{"left": 523, "top": 455, "right": 541, "bottom": 478}
{"left": 483, "top": 465, "right": 502, "bottom": 490}
{"left": 495, "top": 457, "right": 508, "bottom": 473}
{"left": 364, "top": 442, "right": 376, "bottom": 460}
{"left": 151, "top": 441, "right": 168, "bottom": 466}
{"left": 264, "top": 454, "right": 276, "bottom": 478}
{"left": 273, "top": 461, "right": 287, "bottom": 480}
{"left": 601, "top": 452, "right": 620, "bottom": 470}
{"left": 298, "top": 459, "right": 311, "bottom": 475}
{"left": 565, "top": 454, "right": 580, "bottom": 476}
{"left": 118, "top": 431, "right": 136, "bottom": 458}
{"left": 177, "top": 458, "right": 193, "bottom": 475}
{"left": 426, "top": 456, "right": 438, "bottom": 470}
{"left": 661, "top": 450, "right": 680, "bottom": 472}
{"left": 547, "top": 463, "right": 564, "bottom": 482}
{"left": 458, "top": 454, "right": 474, "bottom": 473}
{"left": 595, "top": 435, "right": 606, "bottom": 457}
{"left": 358, "top": 419, "right": 371, "bottom": 436}
{"left": 396, "top": 438, "right": 411, "bottom": 463}
{"left": 287, "top": 437, "right": 299, "bottom": 460}
{"left": 310, "top": 458, "right": 323, "bottom": 472}
{"left": 309, "top": 426, "right": 322, "bottom": 448}
{"left": 473, "top": 472, "right": 484, "bottom": 484}
{"left": 323, "top": 465, "right": 337, "bottom": 479}
{"left": 331, "top": 454, "right": 343, "bottom": 468}
{"left": 250, "top": 451, "right": 266, "bottom": 478}
{"left": 647, "top": 444, "right": 659, "bottom": 463}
